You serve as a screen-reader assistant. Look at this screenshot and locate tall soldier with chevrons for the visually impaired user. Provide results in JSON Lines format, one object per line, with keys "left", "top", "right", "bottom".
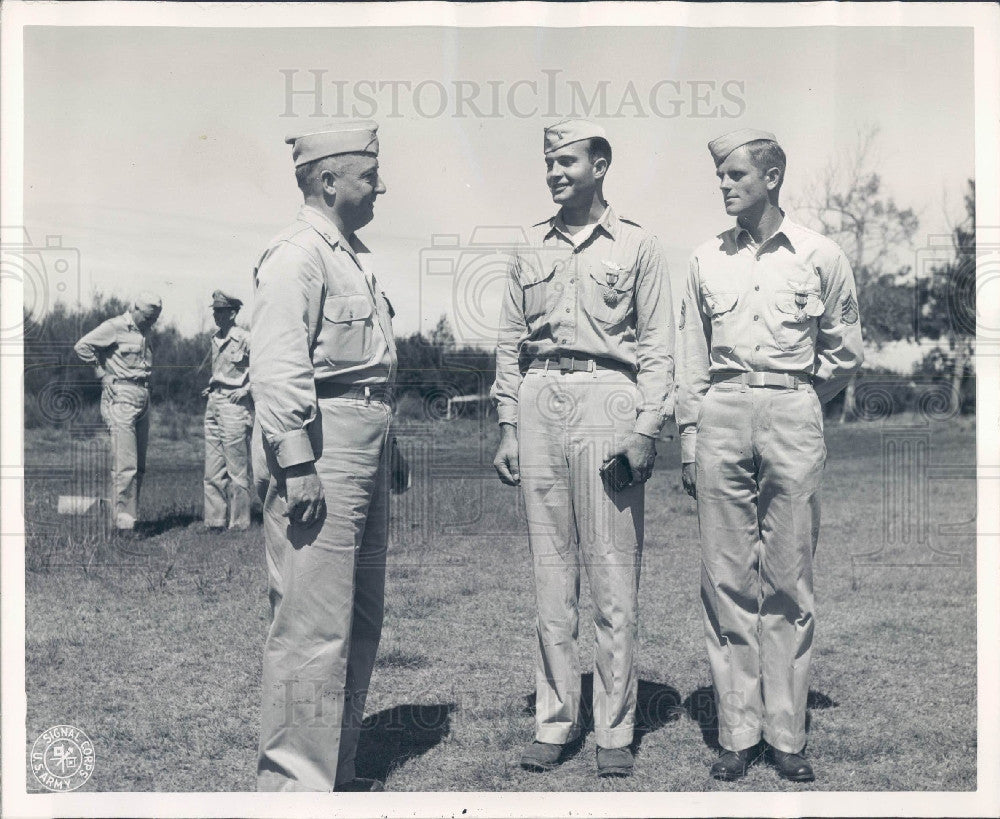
{"left": 676, "top": 129, "right": 864, "bottom": 782}
{"left": 492, "top": 119, "right": 675, "bottom": 778}
{"left": 251, "top": 120, "right": 399, "bottom": 792}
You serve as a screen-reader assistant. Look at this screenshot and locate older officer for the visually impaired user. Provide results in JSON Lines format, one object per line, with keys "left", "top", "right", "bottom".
{"left": 676, "top": 129, "right": 864, "bottom": 782}
{"left": 492, "top": 119, "right": 674, "bottom": 778}
{"left": 202, "top": 289, "right": 252, "bottom": 531}
{"left": 251, "top": 120, "right": 395, "bottom": 792}
{"left": 74, "top": 292, "right": 162, "bottom": 533}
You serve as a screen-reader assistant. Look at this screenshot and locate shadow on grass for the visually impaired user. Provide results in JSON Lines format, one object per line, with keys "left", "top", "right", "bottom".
{"left": 356, "top": 703, "right": 457, "bottom": 781}
{"left": 523, "top": 674, "right": 685, "bottom": 752}
{"left": 684, "top": 685, "right": 839, "bottom": 750}
{"left": 134, "top": 508, "right": 201, "bottom": 537}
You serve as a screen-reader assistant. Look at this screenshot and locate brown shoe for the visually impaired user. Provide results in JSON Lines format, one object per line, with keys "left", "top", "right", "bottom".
{"left": 596, "top": 745, "right": 634, "bottom": 778}
{"left": 520, "top": 741, "right": 564, "bottom": 772}
{"left": 334, "top": 777, "right": 385, "bottom": 791}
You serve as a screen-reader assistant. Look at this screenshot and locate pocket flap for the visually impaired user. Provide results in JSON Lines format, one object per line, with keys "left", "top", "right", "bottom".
{"left": 776, "top": 293, "right": 825, "bottom": 318}
{"left": 588, "top": 270, "right": 631, "bottom": 294}
{"left": 324, "top": 293, "right": 373, "bottom": 323}
{"left": 701, "top": 288, "right": 738, "bottom": 316}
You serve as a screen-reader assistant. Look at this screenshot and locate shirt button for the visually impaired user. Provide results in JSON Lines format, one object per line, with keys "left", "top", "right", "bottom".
{"left": 755, "top": 345, "right": 761, "bottom": 351}
{"left": 755, "top": 285, "right": 760, "bottom": 291}
{"left": 754, "top": 315, "right": 759, "bottom": 321}
{"left": 565, "top": 307, "right": 571, "bottom": 313}
{"left": 569, "top": 278, "right": 575, "bottom": 284}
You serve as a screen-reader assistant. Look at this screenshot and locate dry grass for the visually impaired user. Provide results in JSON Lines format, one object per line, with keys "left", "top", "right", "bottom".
{"left": 23, "top": 413, "right": 977, "bottom": 792}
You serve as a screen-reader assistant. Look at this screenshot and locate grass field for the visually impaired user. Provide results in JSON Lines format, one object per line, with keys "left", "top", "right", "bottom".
{"left": 23, "top": 410, "right": 977, "bottom": 792}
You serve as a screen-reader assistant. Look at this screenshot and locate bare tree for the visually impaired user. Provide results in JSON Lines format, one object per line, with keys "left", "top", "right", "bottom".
{"left": 792, "top": 125, "right": 919, "bottom": 421}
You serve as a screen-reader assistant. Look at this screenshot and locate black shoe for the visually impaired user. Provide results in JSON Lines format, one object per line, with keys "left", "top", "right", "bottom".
{"left": 334, "top": 777, "right": 384, "bottom": 791}
{"left": 710, "top": 748, "right": 752, "bottom": 781}
{"left": 769, "top": 748, "right": 815, "bottom": 782}
{"left": 596, "top": 745, "right": 634, "bottom": 778}
{"left": 520, "top": 741, "right": 564, "bottom": 772}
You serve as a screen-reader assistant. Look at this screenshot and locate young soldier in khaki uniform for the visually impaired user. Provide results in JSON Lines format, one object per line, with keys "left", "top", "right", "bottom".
{"left": 74, "top": 292, "right": 162, "bottom": 533}
{"left": 251, "top": 121, "right": 396, "bottom": 792}
{"left": 676, "top": 129, "right": 864, "bottom": 782}
{"left": 201, "top": 289, "right": 252, "bottom": 531}
{"left": 492, "top": 119, "right": 675, "bottom": 778}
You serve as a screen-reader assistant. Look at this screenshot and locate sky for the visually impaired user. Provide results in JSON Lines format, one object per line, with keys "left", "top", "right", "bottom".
{"left": 24, "top": 24, "right": 974, "bottom": 343}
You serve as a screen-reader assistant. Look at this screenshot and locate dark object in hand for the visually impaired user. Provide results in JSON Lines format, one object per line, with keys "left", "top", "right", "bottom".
{"left": 599, "top": 453, "right": 633, "bottom": 493}
{"left": 390, "top": 437, "right": 411, "bottom": 494}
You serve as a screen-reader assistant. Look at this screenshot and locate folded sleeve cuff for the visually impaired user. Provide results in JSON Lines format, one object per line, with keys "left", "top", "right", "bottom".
{"left": 634, "top": 410, "right": 662, "bottom": 439}
{"left": 680, "top": 426, "right": 697, "bottom": 464}
{"left": 497, "top": 404, "right": 518, "bottom": 427}
{"left": 272, "top": 429, "right": 315, "bottom": 469}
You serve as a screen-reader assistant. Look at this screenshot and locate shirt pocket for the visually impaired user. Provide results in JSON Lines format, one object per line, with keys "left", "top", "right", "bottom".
{"left": 773, "top": 290, "right": 825, "bottom": 351}
{"left": 701, "top": 288, "right": 739, "bottom": 350}
{"left": 116, "top": 341, "right": 145, "bottom": 369}
{"left": 318, "top": 293, "right": 375, "bottom": 368}
{"left": 520, "top": 261, "right": 559, "bottom": 324}
{"left": 586, "top": 269, "right": 634, "bottom": 327}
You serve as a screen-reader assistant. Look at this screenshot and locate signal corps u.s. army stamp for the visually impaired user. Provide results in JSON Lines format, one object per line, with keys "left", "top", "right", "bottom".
{"left": 30, "top": 724, "right": 96, "bottom": 791}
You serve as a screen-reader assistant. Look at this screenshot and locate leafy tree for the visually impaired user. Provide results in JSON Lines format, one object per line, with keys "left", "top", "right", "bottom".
{"left": 793, "top": 125, "right": 920, "bottom": 420}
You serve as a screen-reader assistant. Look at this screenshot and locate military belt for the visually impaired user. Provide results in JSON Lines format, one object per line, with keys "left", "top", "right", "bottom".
{"left": 315, "top": 381, "right": 393, "bottom": 403}
{"left": 711, "top": 371, "right": 812, "bottom": 389}
{"left": 529, "top": 355, "right": 633, "bottom": 375}
{"left": 112, "top": 376, "right": 149, "bottom": 388}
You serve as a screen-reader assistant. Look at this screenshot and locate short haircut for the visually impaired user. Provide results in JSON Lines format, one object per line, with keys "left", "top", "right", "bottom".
{"left": 294, "top": 152, "right": 374, "bottom": 196}
{"left": 588, "top": 137, "right": 613, "bottom": 167}
{"left": 743, "top": 139, "right": 786, "bottom": 188}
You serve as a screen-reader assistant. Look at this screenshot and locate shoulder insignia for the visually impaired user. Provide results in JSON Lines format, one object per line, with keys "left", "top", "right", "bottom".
{"left": 841, "top": 292, "right": 859, "bottom": 325}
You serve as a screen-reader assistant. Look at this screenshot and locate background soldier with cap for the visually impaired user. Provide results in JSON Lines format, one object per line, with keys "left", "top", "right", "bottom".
{"left": 201, "top": 289, "right": 252, "bottom": 531}
{"left": 676, "top": 129, "right": 864, "bottom": 782}
{"left": 74, "top": 292, "right": 162, "bottom": 533}
{"left": 492, "top": 119, "right": 674, "bottom": 778}
{"left": 251, "top": 120, "right": 397, "bottom": 792}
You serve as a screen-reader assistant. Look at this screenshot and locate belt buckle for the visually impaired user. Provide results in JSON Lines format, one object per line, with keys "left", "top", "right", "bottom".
{"left": 558, "top": 356, "right": 574, "bottom": 373}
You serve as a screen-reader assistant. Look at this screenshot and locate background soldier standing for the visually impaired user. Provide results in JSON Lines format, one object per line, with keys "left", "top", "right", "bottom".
{"left": 492, "top": 119, "right": 674, "bottom": 778}
{"left": 74, "top": 292, "right": 162, "bottom": 534}
{"left": 201, "top": 289, "right": 252, "bottom": 531}
{"left": 251, "top": 120, "right": 396, "bottom": 792}
{"left": 676, "top": 129, "right": 864, "bottom": 782}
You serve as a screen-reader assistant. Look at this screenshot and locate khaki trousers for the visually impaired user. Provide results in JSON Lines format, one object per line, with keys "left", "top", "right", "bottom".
{"left": 100, "top": 382, "right": 150, "bottom": 530}
{"left": 695, "top": 383, "right": 826, "bottom": 754}
{"left": 257, "top": 394, "right": 392, "bottom": 791}
{"left": 203, "top": 392, "right": 253, "bottom": 529}
{"left": 518, "top": 368, "right": 644, "bottom": 750}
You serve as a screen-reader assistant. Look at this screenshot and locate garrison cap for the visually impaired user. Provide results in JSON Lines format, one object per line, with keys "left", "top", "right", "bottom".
{"left": 211, "top": 289, "right": 242, "bottom": 310}
{"left": 543, "top": 118, "right": 609, "bottom": 155}
{"left": 285, "top": 120, "right": 379, "bottom": 167}
{"left": 131, "top": 292, "right": 162, "bottom": 313}
{"left": 708, "top": 128, "right": 779, "bottom": 164}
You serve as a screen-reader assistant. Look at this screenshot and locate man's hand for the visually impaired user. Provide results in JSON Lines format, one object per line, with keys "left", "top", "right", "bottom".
{"left": 227, "top": 387, "right": 249, "bottom": 404}
{"left": 492, "top": 423, "right": 520, "bottom": 486}
{"left": 201, "top": 386, "right": 211, "bottom": 398}
{"left": 613, "top": 432, "right": 657, "bottom": 484}
{"left": 681, "top": 462, "right": 697, "bottom": 499}
{"left": 284, "top": 462, "right": 325, "bottom": 527}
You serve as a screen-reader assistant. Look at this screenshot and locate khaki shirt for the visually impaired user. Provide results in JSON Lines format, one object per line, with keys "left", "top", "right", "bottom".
{"left": 675, "top": 216, "right": 865, "bottom": 463}
{"left": 250, "top": 205, "right": 397, "bottom": 469}
{"left": 491, "top": 206, "right": 675, "bottom": 438}
{"left": 209, "top": 325, "right": 250, "bottom": 390}
{"left": 74, "top": 311, "right": 153, "bottom": 381}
